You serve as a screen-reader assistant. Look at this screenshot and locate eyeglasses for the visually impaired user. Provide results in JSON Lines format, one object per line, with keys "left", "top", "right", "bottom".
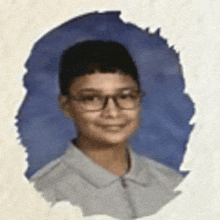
{"left": 68, "top": 89, "right": 145, "bottom": 111}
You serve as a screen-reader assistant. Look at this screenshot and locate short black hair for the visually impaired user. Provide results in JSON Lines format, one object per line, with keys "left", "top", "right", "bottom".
{"left": 59, "top": 40, "right": 140, "bottom": 95}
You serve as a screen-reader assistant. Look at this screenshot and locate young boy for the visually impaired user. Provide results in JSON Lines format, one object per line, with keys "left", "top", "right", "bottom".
{"left": 31, "top": 40, "right": 183, "bottom": 219}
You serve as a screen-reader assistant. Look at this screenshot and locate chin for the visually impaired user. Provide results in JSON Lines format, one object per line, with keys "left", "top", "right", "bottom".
{"left": 91, "top": 132, "right": 129, "bottom": 146}
{"left": 103, "top": 137, "right": 127, "bottom": 145}
{"left": 95, "top": 138, "right": 127, "bottom": 147}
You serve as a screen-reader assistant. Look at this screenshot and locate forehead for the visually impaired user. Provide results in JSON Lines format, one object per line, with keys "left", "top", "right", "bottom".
{"left": 69, "top": 72, "right": 138, "bottom": 94}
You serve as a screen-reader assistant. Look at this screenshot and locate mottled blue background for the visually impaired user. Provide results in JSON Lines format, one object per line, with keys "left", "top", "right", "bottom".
{"left": 16, "top": 11, "right": 194, "bottom": 178}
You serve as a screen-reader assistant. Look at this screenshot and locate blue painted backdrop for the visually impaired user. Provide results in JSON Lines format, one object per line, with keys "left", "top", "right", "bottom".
{"left": 16, "top": 11, "right": 194, "bottom": 178}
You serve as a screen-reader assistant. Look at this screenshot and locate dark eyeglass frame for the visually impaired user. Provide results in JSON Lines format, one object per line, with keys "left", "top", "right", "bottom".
{"left": 67, "top": 89, "right": 145, "bottom": 112}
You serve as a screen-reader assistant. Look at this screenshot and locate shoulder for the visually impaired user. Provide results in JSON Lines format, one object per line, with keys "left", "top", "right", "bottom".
{"left": 137, "top": 154, "right": 184, "bottom": 189}
{"left": 30, "top": 157, "right": 67, "bottom": 202}
{"left": 30, "top": 158, "right": 62, "bottom": 182}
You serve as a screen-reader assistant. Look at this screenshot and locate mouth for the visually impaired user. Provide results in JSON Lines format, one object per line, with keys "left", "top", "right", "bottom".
{"left": 98, "top": 124, "right": 127, "bottom": 132}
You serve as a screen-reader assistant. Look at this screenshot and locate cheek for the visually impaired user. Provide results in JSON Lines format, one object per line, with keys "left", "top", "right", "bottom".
{"left": 128, "top": 112, "right": 140, "bottom": 129}
{"left": 70, "top": 110, "right": 99, "bottom": 128}
{"left": 121, "top": 110, "right": 140, "bottom": 133}
{"left": 126, "top": 109, "right": 139, "bottom": 122}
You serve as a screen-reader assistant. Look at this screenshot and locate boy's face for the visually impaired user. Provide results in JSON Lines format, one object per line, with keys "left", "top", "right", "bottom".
{"left": 59, "top": 72, "right": 140, "bottom": 146}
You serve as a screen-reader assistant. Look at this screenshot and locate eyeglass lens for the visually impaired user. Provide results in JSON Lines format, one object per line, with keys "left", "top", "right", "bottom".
{"left": 70, "top": 90, "right": 143, "bottom": 111}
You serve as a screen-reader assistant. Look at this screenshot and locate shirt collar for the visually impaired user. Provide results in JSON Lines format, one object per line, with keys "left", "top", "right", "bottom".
{"left": 61, "top": 140, "right": 151, "bottom": 188}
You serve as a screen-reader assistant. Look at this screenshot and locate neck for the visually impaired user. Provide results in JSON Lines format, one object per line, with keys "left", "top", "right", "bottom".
{"left": 74, "top": 136, "right": 130, "bottom": 176}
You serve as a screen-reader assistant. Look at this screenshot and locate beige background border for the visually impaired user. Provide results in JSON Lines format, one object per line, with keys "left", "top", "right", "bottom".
{"left": 1, "top": 0, "right": 220, "bottom": 219}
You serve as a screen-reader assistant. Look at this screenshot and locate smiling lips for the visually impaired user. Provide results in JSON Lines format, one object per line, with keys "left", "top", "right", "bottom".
{"left": 99, "top": 124, "right": 126, "bottom": 131}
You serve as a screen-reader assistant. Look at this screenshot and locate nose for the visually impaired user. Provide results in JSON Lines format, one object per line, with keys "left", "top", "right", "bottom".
{"left": 101, "top": 97, "right": 120, "bottom": 118}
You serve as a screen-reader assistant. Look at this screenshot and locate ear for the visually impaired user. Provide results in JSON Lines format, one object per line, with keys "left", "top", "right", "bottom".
{"left": 58, "top": 95, "right": 72, "bottom": 118}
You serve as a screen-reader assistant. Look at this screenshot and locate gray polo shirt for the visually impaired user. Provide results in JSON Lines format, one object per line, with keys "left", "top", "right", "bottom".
{"left": 31, "top": 141, "right": 184, "bottom": 219}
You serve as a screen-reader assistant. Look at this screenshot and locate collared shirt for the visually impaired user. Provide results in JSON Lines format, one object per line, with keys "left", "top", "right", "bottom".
{"left": 30, "top": 141, "right": 184, "bottom": 219}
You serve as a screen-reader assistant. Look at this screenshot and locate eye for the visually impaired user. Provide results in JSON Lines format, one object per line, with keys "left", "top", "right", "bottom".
{"left": 80, "top": 95, "right": 101, "bottom": 102}
{"left": 119, "top": 92, "right": 138, "bottom": 100}
{"left": 81, "top": 96, "right": 95, "bottom": 101}
{"left": 119, "top": 94, "right": 130, "bottom": 99}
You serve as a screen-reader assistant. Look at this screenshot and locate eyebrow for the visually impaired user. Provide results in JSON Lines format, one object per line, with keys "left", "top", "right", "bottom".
{"left": 78, "top": 87, "right": 138, "bottom": 93}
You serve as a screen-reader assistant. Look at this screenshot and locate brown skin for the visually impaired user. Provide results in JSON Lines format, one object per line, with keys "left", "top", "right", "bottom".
{"left": 59, "top": 71, "right": 140, "bottom": 176}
